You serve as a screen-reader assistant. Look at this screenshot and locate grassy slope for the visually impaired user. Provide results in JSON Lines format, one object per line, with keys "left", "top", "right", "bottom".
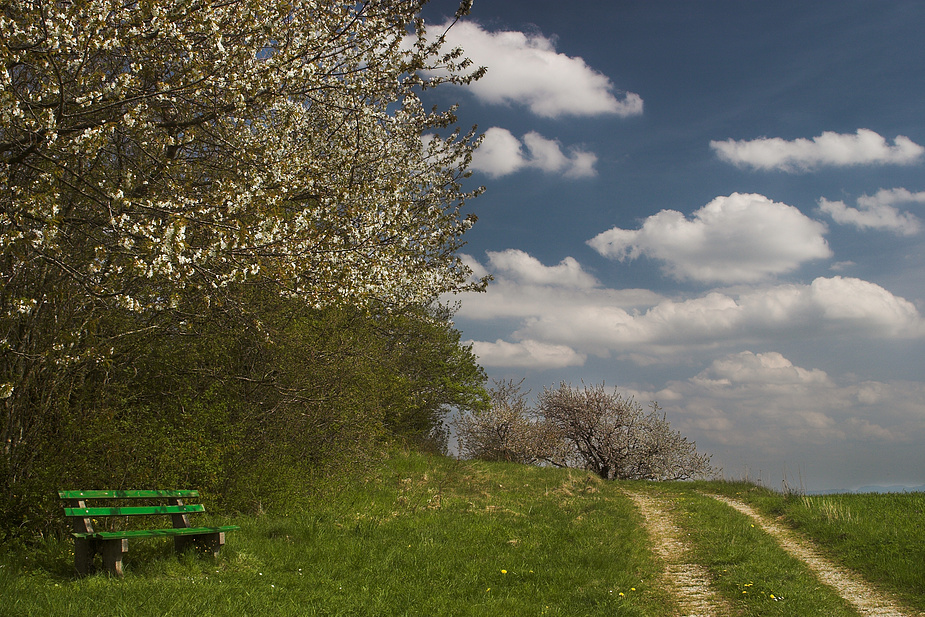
{"left": 0, "top": 454, "right": 673, "bottom": 617}
{"left": 2, "top": 455, "right": 923, "bottom": 616}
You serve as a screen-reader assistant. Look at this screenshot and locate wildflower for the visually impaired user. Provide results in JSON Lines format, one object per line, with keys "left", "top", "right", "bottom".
{"left": 501, "top": 569, "right": 507, "bottom": 574}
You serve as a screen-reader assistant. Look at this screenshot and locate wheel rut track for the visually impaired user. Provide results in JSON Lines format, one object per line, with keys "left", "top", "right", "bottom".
{"left": 625, "top": 487, "right": 921, "bottom": 617}
{"left": 707, "top": 493, "right": 921, "bottom": 617}
{"left": 624, "top": 489, "right": 733, "bottom": 617}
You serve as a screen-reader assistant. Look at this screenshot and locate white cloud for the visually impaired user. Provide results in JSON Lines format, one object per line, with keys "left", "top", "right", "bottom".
{"left": 809, "top": 276, "right": 923, "bottom": 332}
{"left": 471, "top": 128, "right": 598, "bottom": 178}
{"left": 455, "top": 250, "right": 925, "bottom": 489}
{"left": 819, "top": 188, "right": 924, "bottom": 235}
{"left": 457, "top": 251, "right": 925, "bottom": 365}
{"left": 648, "top": 353, "right": 925, "bottom": 447}
{"left": 468, "top": 339, "right": 586, "bottom": 369}
{"left": 430, "top": 21, "right": 643, "bottom": 118}
{"left": 484, "top": 249, "right": 598, "bottom": 288}
{"left": 710, "top": 129, "right": 924, "bottom": 172}
{"left": 587, "top": 193, "right": 831, "bottom": 283}
{"left": 619, "top": 352, "right": 925, "bottom": 490}
{"left": 691, "top": 351, "right": 832, "bottom": 388}
{"left": 858, "top": 187, "right": 925, "bottom": 208}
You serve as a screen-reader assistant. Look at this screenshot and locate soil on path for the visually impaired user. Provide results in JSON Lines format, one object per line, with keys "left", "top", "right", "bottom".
{"left": 624, "top": 489, "right": 734, "bottom": 617}
{"left": 706, "top": 493, "right": 921, "bottom": 617}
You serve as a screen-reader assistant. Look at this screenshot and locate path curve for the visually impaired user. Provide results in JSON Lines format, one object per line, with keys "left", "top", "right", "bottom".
{"left": 706, "top": 493, "right": 921, "bottom": 617}
{"left": 624, "top": 490, "right": 733, "bottom": 617}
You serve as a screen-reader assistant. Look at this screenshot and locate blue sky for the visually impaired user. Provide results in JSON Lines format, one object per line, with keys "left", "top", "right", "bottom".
{"left": 422, "top": 1, "right": 925, "bottom": 491}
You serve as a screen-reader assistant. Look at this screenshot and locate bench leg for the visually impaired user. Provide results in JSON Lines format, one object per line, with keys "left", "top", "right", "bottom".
{"left": 175, "top": 532, "right": 225, "bottom": 557}
{"left": 102, "top": 539, "right": 129, "bottom": 577}
{"left": 74, "top": 538, "right": 94, "bottom": 577}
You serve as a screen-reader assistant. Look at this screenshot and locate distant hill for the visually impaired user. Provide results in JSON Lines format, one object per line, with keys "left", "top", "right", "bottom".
{"left": 853, "top": 484, "right": 925, "bottom": 494}
{"left": 809, "top": 484, "right": 925, "bottom": 495}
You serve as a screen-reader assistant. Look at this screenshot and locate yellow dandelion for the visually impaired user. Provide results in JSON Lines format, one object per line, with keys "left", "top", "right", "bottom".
{"left": 501, "top": 569, "right": 507, "bottom": 574}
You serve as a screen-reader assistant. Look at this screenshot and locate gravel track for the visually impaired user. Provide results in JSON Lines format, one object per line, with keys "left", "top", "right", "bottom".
{"left": 707, "top": 493, "right": 922, "bottom": 617}
{"left": 625, "top": 488, "right": 921, "bottom": 616}
{"left": 624, "top": 489, "right": 733, "bottom": 617}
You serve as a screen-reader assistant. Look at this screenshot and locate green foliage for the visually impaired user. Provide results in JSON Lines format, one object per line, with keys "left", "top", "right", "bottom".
{"left": 1, "top": 0, "right": 488, "bottom": 540}
{"left": 1, "top": 295, "right": 487, "bottom": 539}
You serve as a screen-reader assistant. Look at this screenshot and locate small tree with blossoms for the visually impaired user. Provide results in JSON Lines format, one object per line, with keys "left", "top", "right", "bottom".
{"left": 456, "top": 380, "right": 557, "bottom": 465}
{"left": 538, "top": 383, "right": 713, "bottom": 481}
{"left": 457, "top": 381, "right": 713, "bottom": 482}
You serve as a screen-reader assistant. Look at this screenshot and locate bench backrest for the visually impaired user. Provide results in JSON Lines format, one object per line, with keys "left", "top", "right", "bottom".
{"left": 58, "top": 490, "right": 206, "bottom": 535}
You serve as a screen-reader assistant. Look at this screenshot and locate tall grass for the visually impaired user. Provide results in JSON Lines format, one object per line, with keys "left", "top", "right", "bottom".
{"left": 0, "top": 453, "right": 673, "bottom": 616}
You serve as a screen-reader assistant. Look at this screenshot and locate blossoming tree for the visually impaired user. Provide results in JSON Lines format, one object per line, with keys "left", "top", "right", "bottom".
{"left": 1, "top": 0, "right": 484, "bottom": 493}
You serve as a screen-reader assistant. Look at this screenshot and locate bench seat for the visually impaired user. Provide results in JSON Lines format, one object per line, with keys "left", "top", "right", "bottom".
{"left": 72, "top": 525, "right": 240, "bottom": 541}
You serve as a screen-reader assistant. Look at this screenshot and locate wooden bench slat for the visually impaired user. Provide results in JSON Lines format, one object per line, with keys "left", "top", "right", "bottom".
{"left": 63, "top": 504, "right": 205, "bottom": 517}
{"left": 72, "top": 525, "right": 240, "bottom": 540}
{"left": 58, "top": 489, "right": 200, "bottom": 499}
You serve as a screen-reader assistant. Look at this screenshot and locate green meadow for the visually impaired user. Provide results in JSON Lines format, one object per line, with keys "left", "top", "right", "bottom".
{"left": 2, "top": 453, "right": 923, "bottom": 616}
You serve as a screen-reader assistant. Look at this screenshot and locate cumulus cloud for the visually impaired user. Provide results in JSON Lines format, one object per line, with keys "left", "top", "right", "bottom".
{"left": 455, "top": 250, "right": 925, "bottom": 487}
{"left": 710, "top": 129, "right": 924, "bottom": 172}
{"left": 819, "top": 188, "right": 924, "bottom": 235}
{"left": 483, "top": 249, "right": 598, "bottom": 288}
{"left": 587, "top": 193, "right": 832, "bottom": 283}
{"left": 621, "top": 352, "right": 925, "bottom": 490}
{"left": 471, "top": 128, "right": 598, "bottom": 178}
{"left": 457, "top": 251, "right": 925, "bottom": 365}
{"left": 467, "top": 339, "right": 586, "bottom": 369}
{"left": 691, "top": 351, "right": 832, "bottom": 389}
{"left": 428, "top": 20, "right": 643, "bottom": 118}
{"left": 646, "top": 353, "right": 925, "bottom": 448}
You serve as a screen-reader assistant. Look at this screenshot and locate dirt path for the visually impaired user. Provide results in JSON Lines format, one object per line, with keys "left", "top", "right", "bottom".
{"left": 706, "top": 493, "right": 920, "bottom": 617}
{"left": 624, "top": 489, "right": 734, "bottom": 617}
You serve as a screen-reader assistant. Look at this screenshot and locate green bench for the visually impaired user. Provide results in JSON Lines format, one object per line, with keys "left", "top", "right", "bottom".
{"left": 59, "top": 489, "right": 239, "bottom": 577}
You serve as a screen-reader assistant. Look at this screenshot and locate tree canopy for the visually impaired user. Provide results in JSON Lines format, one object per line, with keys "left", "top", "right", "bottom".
{"left": 1, "top": 0, "right": 489, "bottom": 537}
{"left": 2, "top": 0, "right": 484, "bottom": 313}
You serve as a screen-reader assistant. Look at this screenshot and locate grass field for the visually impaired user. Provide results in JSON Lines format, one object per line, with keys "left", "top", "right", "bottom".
{"left": 1, "top": 453, "right": 922, "bottom": 616}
